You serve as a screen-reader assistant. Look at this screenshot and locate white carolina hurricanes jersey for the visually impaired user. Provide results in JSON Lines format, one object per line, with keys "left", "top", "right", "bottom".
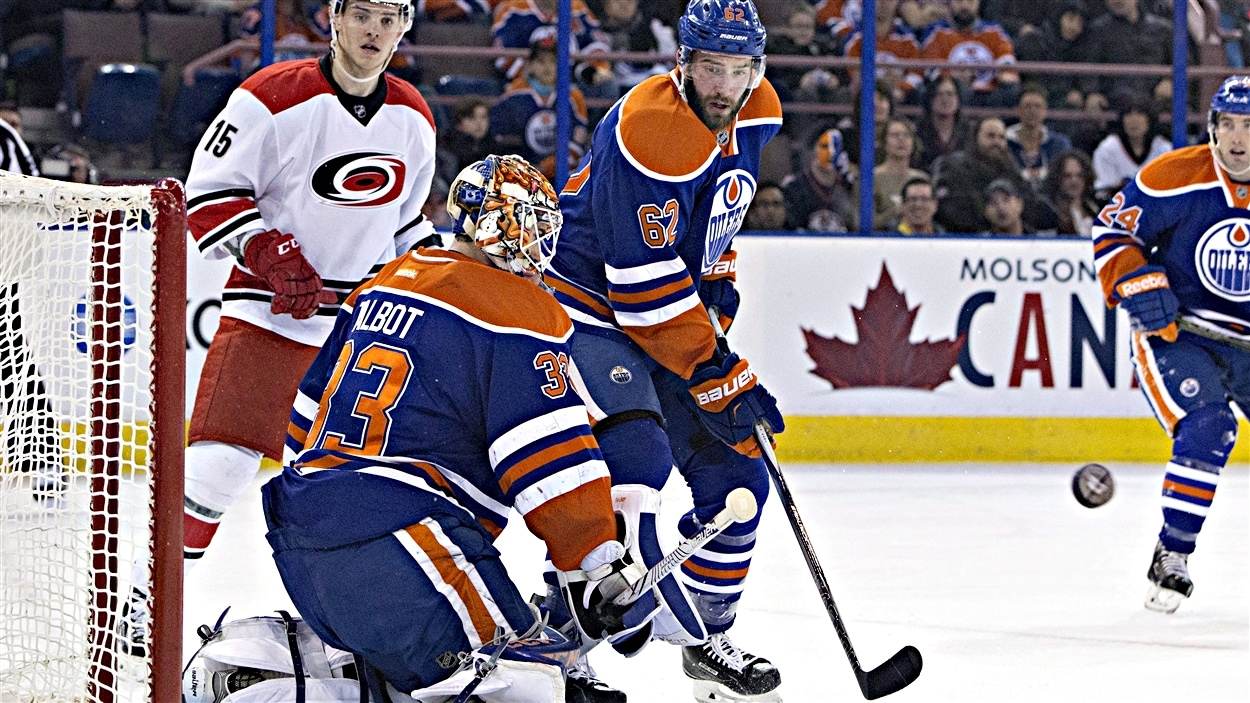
{"left": 186, "top": 56, "right": 437, "bottom": 346}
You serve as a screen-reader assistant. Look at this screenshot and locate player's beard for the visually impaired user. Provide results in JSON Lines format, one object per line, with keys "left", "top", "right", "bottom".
{"left": 685, "top": 75, "right": 748, "bottom": 132}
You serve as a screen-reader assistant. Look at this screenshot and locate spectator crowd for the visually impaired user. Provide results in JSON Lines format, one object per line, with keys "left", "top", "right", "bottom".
{"left": 0, "top": 0, "right": 1246, "bottom": 233}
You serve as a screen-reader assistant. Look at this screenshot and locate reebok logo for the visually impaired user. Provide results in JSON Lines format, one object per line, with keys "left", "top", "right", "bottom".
{"left": 1118, "top": 272, "right": 1168, "bottom": 297}
{"left": 695, "top": 367, "right": 755, "bottom": 407}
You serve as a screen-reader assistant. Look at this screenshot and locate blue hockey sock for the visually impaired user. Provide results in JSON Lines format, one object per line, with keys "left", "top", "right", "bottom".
{"left": 1159, "top": 403, "right": 1237, "bottom": 554}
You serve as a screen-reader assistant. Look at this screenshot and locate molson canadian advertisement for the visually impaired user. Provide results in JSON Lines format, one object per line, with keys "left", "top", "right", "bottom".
{"left": 185, "top": 235, "right": 1248, "bottom": 464}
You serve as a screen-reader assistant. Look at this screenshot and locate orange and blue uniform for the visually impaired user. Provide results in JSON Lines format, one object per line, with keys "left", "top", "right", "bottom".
{"left": 545, "top": 70, "right": 782, "bottom": 635}
{"left": 1092, "top": 144, "right": 1249, "bottom": 556}
{"left": 263, "top": 247, "right": 616, "bottom": 692}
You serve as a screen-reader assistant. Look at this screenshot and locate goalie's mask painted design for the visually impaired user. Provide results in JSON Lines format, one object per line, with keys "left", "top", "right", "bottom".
{"left": 447, "top": 155, "right": 563, "bottom": 277}
{"left": 676, "top": 0, "right": 767, "bottom": 113}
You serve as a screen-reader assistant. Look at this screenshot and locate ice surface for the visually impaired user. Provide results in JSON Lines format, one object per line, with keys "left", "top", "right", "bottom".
{"left": 187, "top": 463, "right": 1248, "bottom": 702}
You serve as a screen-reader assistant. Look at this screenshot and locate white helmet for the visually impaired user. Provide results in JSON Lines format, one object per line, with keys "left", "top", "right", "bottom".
{"left": 446, "top": 154, "right": 563, "bottom": 277}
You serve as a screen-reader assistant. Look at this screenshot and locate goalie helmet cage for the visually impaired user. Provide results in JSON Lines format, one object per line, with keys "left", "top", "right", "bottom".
{"left": 0, "top": 173, "right": 185, "bottom": 703}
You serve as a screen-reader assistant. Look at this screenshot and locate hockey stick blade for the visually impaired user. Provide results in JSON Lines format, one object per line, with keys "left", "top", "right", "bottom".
{"left": 857, "top": 645, "right": 923, "bottom": 700}
{"left": 1175, "top": 318, "right": 1250, "bottom": 352}
{"left": 612, "top": 487, "right": 757, "bottom": 605}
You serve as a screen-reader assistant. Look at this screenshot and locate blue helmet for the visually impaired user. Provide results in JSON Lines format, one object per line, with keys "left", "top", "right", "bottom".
{"left": 1209, "top": 75, "right": 1250, "bottom": 130}
{"left": 678, "top": 0, "right": 767, "bottom": 58}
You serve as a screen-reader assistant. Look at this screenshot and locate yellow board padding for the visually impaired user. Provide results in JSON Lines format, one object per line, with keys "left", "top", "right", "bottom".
{"left": 774, "top": 416, "right": 1250, "bottom": 464}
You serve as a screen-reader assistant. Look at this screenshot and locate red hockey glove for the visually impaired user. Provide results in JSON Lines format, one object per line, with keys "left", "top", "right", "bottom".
{"left": 1112, "top": 265, "right": 1179, "bottom": 342}
{"left": 242, "top": 230, "right": 337, "bottom": 320}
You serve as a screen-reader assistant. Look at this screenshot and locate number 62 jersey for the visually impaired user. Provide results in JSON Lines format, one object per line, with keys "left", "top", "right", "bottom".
{"left": 1093, "top": 144, "right": 1250, "bottom": 341}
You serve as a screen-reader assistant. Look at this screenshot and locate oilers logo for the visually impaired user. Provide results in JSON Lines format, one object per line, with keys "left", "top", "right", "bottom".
{"left": 1194, "top": 217, "right": 1250, "bottom": 301}
{"left": 525, "top": 110, "right": 558, "bottom": 157}
{"left": 703, "top": 169, "right": 755, "bottom": 273}
{"left": 310, "top": 151, "right": 406, "bottom": 208}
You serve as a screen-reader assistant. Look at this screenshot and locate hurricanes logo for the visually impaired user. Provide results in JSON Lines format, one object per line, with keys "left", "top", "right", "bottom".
{"left": 1194, "top": 217, "right": 1250, "bottom": 301}
{"left": 702, "top": 169, "right": 755, "bottom": 274}
{"left": 310, "top": 151, "right": 406, "bottom": 208}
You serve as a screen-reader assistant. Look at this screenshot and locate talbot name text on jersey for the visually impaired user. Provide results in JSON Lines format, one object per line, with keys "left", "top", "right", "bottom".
{"left": 352, "top": 297, "right": 424, "bottom": 338}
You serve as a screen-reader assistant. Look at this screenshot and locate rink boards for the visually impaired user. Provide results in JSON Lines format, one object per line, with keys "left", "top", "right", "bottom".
{"left": 185, "top": 233, "right": 1250, "bottom": 463}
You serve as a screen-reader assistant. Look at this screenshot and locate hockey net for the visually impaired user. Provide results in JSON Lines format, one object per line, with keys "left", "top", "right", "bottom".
{"left": 0, "top": 173, "right": 185, "bottom": 703}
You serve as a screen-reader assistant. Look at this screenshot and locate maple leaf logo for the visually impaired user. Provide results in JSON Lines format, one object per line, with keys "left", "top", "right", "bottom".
{"left": 803, "top": 264, "right": 965, "bottom": 390}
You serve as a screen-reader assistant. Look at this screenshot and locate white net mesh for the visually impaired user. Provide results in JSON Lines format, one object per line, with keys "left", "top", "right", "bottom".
{"left": 0, "top": 173, "right": 177, "bottom": 703}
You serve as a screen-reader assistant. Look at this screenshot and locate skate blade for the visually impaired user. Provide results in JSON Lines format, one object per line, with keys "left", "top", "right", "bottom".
{"left": 1144, "top": 583, "right": 1187, "bottom": 613}
{"left": 692, "top": 680, "right": 782, "bottom": 703}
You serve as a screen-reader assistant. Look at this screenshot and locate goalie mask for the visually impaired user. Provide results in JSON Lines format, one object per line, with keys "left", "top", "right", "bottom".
{"left": 446, "top": 155, "right": 563, "bottom": 277}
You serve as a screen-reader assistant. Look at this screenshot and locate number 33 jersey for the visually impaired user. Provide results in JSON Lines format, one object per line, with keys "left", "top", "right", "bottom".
{"left": 185, "top": 56, "right": 437, "bottom": 346}
{"left": 546, "top": 71, "right": 782, "bottom": 379}
{"left": 273, "top": 248, "right": 614, "bottom": 568}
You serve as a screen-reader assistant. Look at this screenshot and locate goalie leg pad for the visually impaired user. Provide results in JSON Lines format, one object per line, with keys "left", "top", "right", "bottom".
{"left": 612, "top": 484, "right": 707, "bottom": 652}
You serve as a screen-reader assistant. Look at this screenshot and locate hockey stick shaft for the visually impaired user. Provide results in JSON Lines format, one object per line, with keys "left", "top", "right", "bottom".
{"left": 1175, "top": 318, "right": 1250, "bottom": 352}
{"left": 708, "top": 308, "right": 921, "bottom": 699}
{"left": 612, "top": 488, "right": 757, "bottom": 605}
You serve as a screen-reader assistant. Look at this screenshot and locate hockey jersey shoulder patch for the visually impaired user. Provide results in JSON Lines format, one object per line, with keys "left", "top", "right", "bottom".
{"left": 241, "top": 58, "right": 331, "bottom": 116}
{"left": 383, "top": 74, "right": 436, "bottom": 128}
{"left": 734, "top": 78, "right": 782, "bottom": 126}
{"left": 1137, "top": 145, "right": 1218, "bottom": 194}
{"left": 389, "top": 251, "right": 573, "bottom": 340}
{"left": 617, "top": 74, "right": 718, "bottom": 180}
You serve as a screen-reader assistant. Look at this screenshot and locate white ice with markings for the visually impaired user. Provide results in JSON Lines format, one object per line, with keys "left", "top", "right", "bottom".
{"left": 188, "top": 463, "right": 1248, "bottom": 702}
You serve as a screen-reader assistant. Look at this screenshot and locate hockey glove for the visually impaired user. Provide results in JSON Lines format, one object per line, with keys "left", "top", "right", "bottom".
{"left": 242, "top": 230, "right": 338, "bottom": 320}
{"left": 686, "top": 352, "right": 784, "bottom": 458}
{"left": 699, "top": 278, "right": 740, "bottom": 332}
{"left": 1112, "top": 265, "right": 1179, "bottom": 342}
{"left": 558, "top": 540, "right": 659, "bottom": 646}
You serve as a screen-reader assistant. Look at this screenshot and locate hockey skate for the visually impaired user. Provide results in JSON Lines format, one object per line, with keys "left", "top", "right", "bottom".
{"left": 682, "top": 633, "right": 781, "bottom": 702}
{"left": 566, "top": 656, "right": 625, "bottom": 703}
{"left": 1145, "top": 540, "right": 1194, "bottom": 614}
{"left": 116, "top": 586, "right": 148, "bottom": 657}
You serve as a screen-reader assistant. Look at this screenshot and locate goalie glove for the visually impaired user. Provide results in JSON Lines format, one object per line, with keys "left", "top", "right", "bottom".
{"left": 242, "top": 230, "right": 338, "bottom": 320}
{"left": 1112, "top": 265, "right": 1179, "bottom": 342}
{"left": 686, "top": 352, "right": 784, "bottom": 458}
{"left": 558, "top": 540, "right": 660, "bottom": 647}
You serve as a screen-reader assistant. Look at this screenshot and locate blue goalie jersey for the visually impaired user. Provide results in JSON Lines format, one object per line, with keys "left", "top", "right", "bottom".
{"left": 1093, "top": 144, "right": 1250, "bottom": 340}
{"left": 544, "top": 70, "right": 783, "bottom": 379}
{"left": 265, "top": 248, "right": 615, "bottom": 570}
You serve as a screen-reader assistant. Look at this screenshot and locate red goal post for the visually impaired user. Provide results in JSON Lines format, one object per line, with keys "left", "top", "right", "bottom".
{"left": 0, "top": 173, "right": 185, "bottom": 703}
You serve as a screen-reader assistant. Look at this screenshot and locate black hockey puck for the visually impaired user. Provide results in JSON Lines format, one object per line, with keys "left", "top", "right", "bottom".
{"left": 1072, "top": 463, "right": 1115, "bottom": 508}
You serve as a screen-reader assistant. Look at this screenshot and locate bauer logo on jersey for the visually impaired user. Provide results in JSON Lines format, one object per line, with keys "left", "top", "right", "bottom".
{"left": 702, "top": 170, "right": 755, "bottom": 274}
{"left": 310, "top": 151, "right": 407, "bottom": 208}
{"left": 1194, "top": 217, "right": 1250, "bottom": 301}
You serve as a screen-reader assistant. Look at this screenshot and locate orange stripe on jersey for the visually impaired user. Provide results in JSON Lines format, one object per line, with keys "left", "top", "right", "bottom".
{"left": 403, "top": 522, "right": 498, "bottom": 644}
{"left": 1132, "top": 334, "right": 1181, "bottom": 435}
{"left": 379, "top": 250, "right": 573, "bottom": 340}
{"left": 562, "top": 159, "right": 592, "bottom": 195}
{"left": 1137, "top": 145, "right": 1217, "bottom": 192}
{"left": 498, "top": 434, "right": 599, "bottom": 495}
{"left": 1163, "top": 480, "right": 1216, "bottom": 502}
{"left": 543, "top": 274, "right": 614, "bottom": 319}
{"left": 478, "top": 517, "right": 504, "bottom": 539}
{"left": 684, "top": 561, "right": 750, "bottom": 580}
{"left": 1096, "top": 247, "right": 1148, "bottom": 306}
{"left": 296, "top": 452, "right": 353, "bottom": 471}
{"left": 410, "top": 460, "right": 455, "bottom": 497}
{"left": 622, "top": 305, "right": 718, "bottom": 380}
{"left": 286, "top": 422, "right": 308, "bottom": 447}
{"left": 522, "top": 476, "right": 615, "bottom": 571}
{"left": 607, "top": 276, "right": 694, "bottom": 307}
{"left": 617, "top": 74, "right": 719, "bottom": 178}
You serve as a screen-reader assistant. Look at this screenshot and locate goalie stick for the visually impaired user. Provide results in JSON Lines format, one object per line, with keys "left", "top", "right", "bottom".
{"left": 611, "top": 487, "right": 758, "bottom": 606}
{"left": 1175, "top": 318, "right": 1250, "bottom": 352}
{"left": 708, "top": 308, "right": 922, "bottom": 700}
